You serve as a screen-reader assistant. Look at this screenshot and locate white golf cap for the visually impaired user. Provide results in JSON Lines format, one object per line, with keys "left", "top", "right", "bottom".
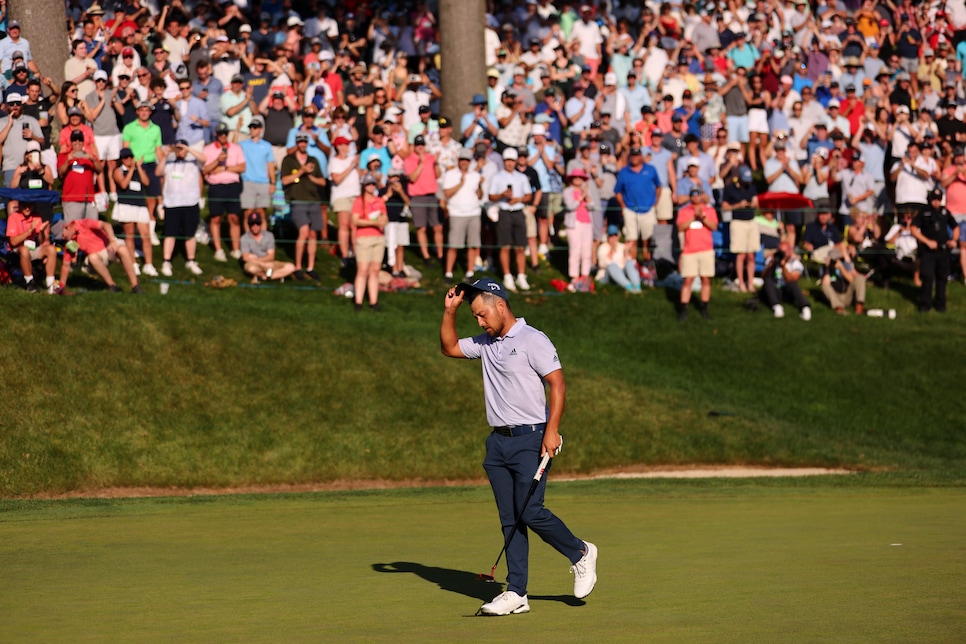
{"left": 531, "top": 123, "right": 547, "bottom": 137}
{"left": 604, "top": 72, "right": 617, "bottom": 85}
{"left": 93, "top": 69, "right": 108, "bottom": 81}
{"left": 502, "top": 147, "right": 519, "bottom": 161}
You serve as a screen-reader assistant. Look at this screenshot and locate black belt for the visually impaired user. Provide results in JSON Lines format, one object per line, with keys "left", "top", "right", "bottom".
{"left": 492, "top": 423, "right": 546, "bottom": 437}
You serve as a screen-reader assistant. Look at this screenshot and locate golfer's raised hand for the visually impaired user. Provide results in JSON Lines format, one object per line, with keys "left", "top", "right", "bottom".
{"left": 444, "top": 287, "right": 464, "bottom": 311}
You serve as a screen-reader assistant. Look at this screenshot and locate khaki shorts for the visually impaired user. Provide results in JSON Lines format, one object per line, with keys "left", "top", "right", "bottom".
{"left": 680, "top": 249, "right": 715, "bottom": 278}
{"left": 655, "top": 188, "right": 673, "bottom": 221}
{"left": 355, "top": 234, "right": 386, "bottom": 264}
{"left": 523, "top": 206, "right": 537, "bottom": 239}
{"left": 332, "top": 197, "right": 356, "bottom": 213}
{"left": 91, "top": 246, "right": 120, "bottom": 266}
{"left": 622, "top": 207, "right": 657, "bottom": 241}
{"left": 729, "top": 219, "right": 761, "bottom": 253}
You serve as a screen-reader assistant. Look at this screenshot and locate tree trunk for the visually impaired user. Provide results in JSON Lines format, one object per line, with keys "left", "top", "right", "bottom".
{"left": 438, "top": 0, "right": 485, "bottom": 125}
{"left": 10, "top": 0, "right": 69, "bottom": 88}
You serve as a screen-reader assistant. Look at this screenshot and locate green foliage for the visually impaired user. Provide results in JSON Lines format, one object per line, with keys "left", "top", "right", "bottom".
{"left": 2, "top": 260, "right": 965, "bottom": 495}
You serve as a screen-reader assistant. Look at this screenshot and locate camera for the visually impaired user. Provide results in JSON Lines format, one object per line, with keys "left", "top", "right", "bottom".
{"left": 774, "top": 249, "right": 786, "bottom": 262}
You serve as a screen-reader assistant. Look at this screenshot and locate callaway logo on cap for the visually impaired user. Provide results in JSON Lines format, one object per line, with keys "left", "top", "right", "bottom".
{"left": 455, "top": 277, "right": 509, "bottom": 302}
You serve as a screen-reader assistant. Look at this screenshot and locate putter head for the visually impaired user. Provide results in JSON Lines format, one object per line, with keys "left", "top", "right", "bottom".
{"left": 477, "top": 571, "right": 497, "bottom": 582}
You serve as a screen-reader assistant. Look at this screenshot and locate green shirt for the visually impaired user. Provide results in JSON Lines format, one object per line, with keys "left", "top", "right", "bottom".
{"left": 122, "top": 120, "right": 162, "bottom": 164}
{"left": 281, "top": 153, "right": 324, "bottom": 203}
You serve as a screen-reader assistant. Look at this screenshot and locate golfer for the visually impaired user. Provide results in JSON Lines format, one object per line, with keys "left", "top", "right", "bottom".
{"left": 440, "top": 277, "right": 597, "bottom": 616}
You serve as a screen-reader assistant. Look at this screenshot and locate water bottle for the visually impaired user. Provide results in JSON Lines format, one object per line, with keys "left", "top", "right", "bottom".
{"left": 866, "top": 309, "right": 884, "bottom": 317}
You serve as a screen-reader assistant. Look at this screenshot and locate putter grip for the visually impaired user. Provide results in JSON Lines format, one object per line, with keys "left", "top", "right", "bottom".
{"left": 533, "top": 453, "right": 552, "bottom": 482}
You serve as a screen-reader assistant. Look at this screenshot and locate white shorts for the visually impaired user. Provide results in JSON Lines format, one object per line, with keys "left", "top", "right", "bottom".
{"left": 622, "top": 206, "right": 657, "bottom": 241}
{"left": 748, "top": 108, "right": 769, "bottom": 135}
{"left": 113, "top": 202, "right": 151, "bottom": 224}
{"left": 95, "top": 134, "right": 123, "bottom": 161}
{"left": 386, "top": 221, "right": 411, "bottom": 254}
{"left": 241, "top": 182, "right": 272, "bottom": 210}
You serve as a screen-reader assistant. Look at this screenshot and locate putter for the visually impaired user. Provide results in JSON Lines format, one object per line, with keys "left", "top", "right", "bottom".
{"left": 478, "top": 451, "right": 554, "bottom": 583}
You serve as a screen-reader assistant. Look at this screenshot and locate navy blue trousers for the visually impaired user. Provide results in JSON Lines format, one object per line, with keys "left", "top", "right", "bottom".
{"left": 483, "top": 429, "right": 584, "bottom": 596}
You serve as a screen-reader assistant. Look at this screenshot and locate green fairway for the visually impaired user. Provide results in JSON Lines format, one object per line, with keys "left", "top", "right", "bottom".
{"left": 2, "top": 480, "right": 964, "bottom": 642}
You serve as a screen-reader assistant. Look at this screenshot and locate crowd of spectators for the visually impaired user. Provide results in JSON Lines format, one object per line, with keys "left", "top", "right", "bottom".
{"left": 1, "top": 0, "right": 965, "bottom": 314}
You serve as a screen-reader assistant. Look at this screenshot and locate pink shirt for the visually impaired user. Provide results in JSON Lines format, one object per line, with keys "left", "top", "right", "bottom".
{"left": 678, "top": 203, "right": 719, "bottom": 254}
{"left": 203, "top": 142, "right": 245, "bottom": 184}
{"left": 352, "top": 195, "right": 387, "bottom": 238}
{"left": 404, "top": 152, "right": 438, "bottom": 196}
{"left": 942, "top": 166, "right": 966, "bottom": 216}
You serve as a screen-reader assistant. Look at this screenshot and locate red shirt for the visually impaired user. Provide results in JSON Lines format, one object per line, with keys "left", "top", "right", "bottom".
{"left": 58, "top": 124, "right": 95, "bottom": 153}
{"left": 678, "top": 203, "right": 719, "bottom": 254}
{"left": 57, "top": 153, "right": 97, "bottom": 202}
{"left": 352, "top": 194, "right": 387, "bottom": 237}
{"left": 5, "top": 211, "right": 43, "bottom": 248}
{"left": 64, "top": 219, "right": 108, "bottom": 262}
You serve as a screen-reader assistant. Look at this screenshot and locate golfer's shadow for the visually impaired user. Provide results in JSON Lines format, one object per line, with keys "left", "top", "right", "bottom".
{"left": 371, "top": 562, "right": 583, "bottom": 606}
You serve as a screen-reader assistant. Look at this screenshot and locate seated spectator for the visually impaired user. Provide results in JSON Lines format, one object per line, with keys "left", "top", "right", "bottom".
{"left": 595, "top": 224, "right": 641, "bottom": 293}
{"left": 240, "top": 213, "right": 296, "bottom": 284}
{"left": 10, "top": 142, "right": 55, "bottom": 222}
{"left": 820, "top": 254, "right": 867, "bottom": 315}
{"left": 6, "top": 201, "right": 58, "bottom": 293}
{"left": 802, "top": 206, "right": 849, "bottom": 264}
{"left": 883, "top": 210, "right": 921, "bottom": 289}
{"left": 760, "top": 241, "right": 812, "bottom": 321}
{"left": 60, "top": 218, "right": 143, "bottom": 294}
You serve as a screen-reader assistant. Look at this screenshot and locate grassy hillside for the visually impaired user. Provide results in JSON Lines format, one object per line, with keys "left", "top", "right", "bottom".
{"left": 2, "top": 247, "right": 965, "bottom": 495}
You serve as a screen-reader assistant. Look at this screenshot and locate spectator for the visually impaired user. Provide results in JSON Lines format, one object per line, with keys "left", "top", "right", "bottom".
{"left": 6, "top": 201, "right": 57, "bottom": 293}
{"left": 384, "top": 169, "right": 413, "bottom": 278}
{"left": 527, "top": 123, "right": 565, "bottom": 258}
{"left": 58, "top": 129, "right": 103, "bottom": 222}
{"left": 0, "top": 93, "right": 43, "bottom": 186}
{"left": 112, "top": 148, "right": 155, "bottom": 277}
{"left": 329, "top": 135, "right": 362, "bottom": 265}
{"left": 595, "top": 224, "right": 641, "bottom": 292}
{"left": 882, "top": 210, "right": 921, "bottom": 289}
{"left": 56, "top": 81, "right": 91, "bottom": 127}
{"left": 614, "top": 145, "right": 661, "bottom": 262}
{"left": 676, "top": 188, "right": 719, "bottom": 322}
{"left": 461, "top": 93, "right": 500, "bottom": 150}
{"left": 351, "top": 173, "right": 389, "bottom": 312}
{"left": 940, "top": 146, "right": 966, "bottom": 285}
{"left": 65, "top": 40, "right": 98, "bottom": 99}
{"left": 562, "top": 167, "right": 594, "bottom": 291}
{"left": 174, "top": 77, "right": 209, "bottom": 153}
{"left": 404, "top": 134, "right": 443, "bottom": 266}
{"left": 761, "top": 241, "right": 813, "bottom": 321}
{"left": 21, "top": 78, "right": 58, "bottom": 149}
{"left": 280, "top": 132, "right": 327, "bottom": 282}
{"left": 803, "top": 206, "right": 849, "bottom": 264}
{"left": 442, "top": 148, "right": 484, "bottom": 283}
{"left": 220, "top": 74, "right": 255, "bottom": 142}
{"left": 203, "top": 122, "right": 246, "bottom": 261}
{"left": 240, "top": 213, "right": 296, "bottom": 283}
{"left": 192, "top": 61, "right": 223, "bottom": 143}
{"left": 156, "top": 141, "right": 205, "bottom": 277}
{"left": 10, "top": 142, "right": 54, "bottom": 222}
{"left": 514, "top": 148, "right": 543, "bottom": 274}
{"left": 59, "top": 216, "right": 143, "bottom": 296}
{"left": 262, "top": 91, "right": 298, "bottom": 169}
{"left": 121, "top": 100, "right": 163, "bottom": 245}
{"left": 84, "top": 70, "right": 124, "bottom": 197}
{"left": 0, "top": 21, "right": 39, "bottom": 76}
{"left": 488, "top": 146, "right": 533, "bottom": 292}
{"left": 764, "top": 141, "right": 805, "bottom": 244}
{"left": 820, "top": 254, "right": 868, "bottom": 315}
{"left": 721, "top": 165, "right": 761, "bottom": 293}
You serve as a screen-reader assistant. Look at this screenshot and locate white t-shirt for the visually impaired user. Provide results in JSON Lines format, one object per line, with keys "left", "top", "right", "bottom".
{"left": 443, "top": 168, "right": 482, "bottom": 217}
{"left": 329, "top": 154, "right": 361, "bottom": 201}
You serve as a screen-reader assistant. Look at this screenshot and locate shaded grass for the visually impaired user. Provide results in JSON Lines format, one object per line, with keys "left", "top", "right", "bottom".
{"left": 2, "top": 257, "right": 966, "bottom": 495}
{"left": 1, "top": 481, "right": 964, "bottom": 642}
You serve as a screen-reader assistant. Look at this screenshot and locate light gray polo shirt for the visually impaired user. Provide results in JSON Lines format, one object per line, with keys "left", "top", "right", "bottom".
{"left": 458, "top": 317, "right": 561, "bottom": 427}
{"left": 0, "top": 113, "right": 42, "bottom": 171}
{"left": 241, "top": 230, "right": 275, "bottom": 258}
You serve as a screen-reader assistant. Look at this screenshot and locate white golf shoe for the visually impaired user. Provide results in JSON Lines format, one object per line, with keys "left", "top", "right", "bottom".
{"left": 773, "top": 304, "right": 785, "bottom": 319}
{"left": 800, "top": 306, "right": 812, "bottom": 321}
{"left": 503, "top": 274, "right": 518, "bottom": 292}
{"left": 516, "top": 274, "right": 531, "bottom": 291}
{"left": 480, "top": 591, "right": 530, "bottom": 616}
{"left": 571, "top": 541, "right": 598, "bottom": 599}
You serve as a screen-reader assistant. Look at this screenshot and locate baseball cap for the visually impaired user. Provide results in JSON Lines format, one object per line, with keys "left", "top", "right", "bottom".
{"left": 470, "top": 93, "right": 487, "bottom": 105}
{"left": 231, "top": 74, "right": 244, "bottom": 84}
{"left": 249, "top": 116, "right": 264, "bottom": 128}
{"left": 738, "top": 165, "right": 753, "bottom": 183}
{"left": 70, "top": 129, "right": 85, "bottom": 142}
{"left": 333, "top": 136, "right": 352, "bottom": 146}
{"left": 651, "top": 128, "right": 664, "bottom": 137}
{"left": 418, "top": 105, "right": 431, "bottom": 114}
{"left": 689, "top": 187, "right": 704, "bottom": 197}
{"left": 122, "top": 47, "right": 135, "bottom": 57}
{"left": 93, "top": 69, "right": 108, "bottom": 81}
{"left": 531, "top": 123, "right": 547, "bottom": 137}
{"left": 413, "top": 135, "right": 426, "bottom": 146}
{"left": 286, "top": 16, "right": 304, "bottom": 27}
{"left": 295, "top": 132, "right": 309, "bottom": 142}
{"left": 929, "top": 188, "right": 944, "bottom": 201}
{"left": 8, "top": 20, "right": 20, "bottom": 29}
{"left": 438, "top": 116, "right": 451, "bottom": 128}
{"left": 26, "top": 140, "right": 41, "bottom": 153}
{"left": 239, "top": 24, "right": 252, "bottom": 33}
{"left": 455, "top": 277, "right": 509, "bottom": 302}
{"left": 629, "top": 146, "right": 643, "bottom": 155}
{"left": 67, "top": 106, "right": 84, "bottom": 116}
{"left": 6, "top": 92, "right": 22, "bottom": 104}
{"left": 604, "top": 72, "right": 617, "bottom": 86}
{"left": 215, "top": 122, "right": 230, "bottom": 134}
{"left": 606, "top": 224, "right": 621, "bottom": 236}
{"left": 686, "top": 157, "right": 700, "bottom": 168}
{"left": 361, "top": 172, "right": 379, "bottom": 186}
{"left": 248, "top": 212, "right": 262, "bottom": 226}
{"left": 827, "top": 99, "right": 840, "bottom": 109}
{"left": 502, "top": 147, "right": 519, "bottom": 161}
{"left": 458, "top": 148, "right": 473, "bottom": 161}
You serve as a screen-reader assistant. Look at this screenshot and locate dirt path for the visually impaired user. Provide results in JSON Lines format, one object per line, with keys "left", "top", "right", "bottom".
{"left": 30, "top": 466, "right": 852, "bottom": 500}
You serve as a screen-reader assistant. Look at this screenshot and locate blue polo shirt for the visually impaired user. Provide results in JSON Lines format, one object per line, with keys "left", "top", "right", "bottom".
{"left": 615, "top": 163, "right": 661, "bottom": 213}
{"left": 239, "top": 138, "right": 275, "bottom": 184}
{"left": 458, "top": 317, "right": 560, "bottom": 427}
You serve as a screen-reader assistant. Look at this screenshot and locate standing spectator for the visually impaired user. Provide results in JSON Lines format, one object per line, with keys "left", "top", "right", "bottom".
{"left": 281, "top": 132, "right": 327, "bottom": 282}
{"left": 911, "top": 189, "right": 957, "bottom": 312}
{"left": 220, "top": 74, "right": 255, "bottom": 142}
{"left": 59, "top": 218, "right": 142, "bottom": 294}
{"left": 192, "top": 61, "right": 223, "bottom": 144}
{"left": 329, "top": 136, "right": 362, "bottom": 265}
{"left": 262, "top": 91, "right": 297, "bottom": 169}
{"left": 351, "top": 174, "right": 389, "bottom": 312}
{"left": 84, "top": 70, "right": 124, "bottom": 197}
{"left": 384, "top": 169, "right": 412, "bottom": 278}
{"left": 722, "top": 165, "right": 760, "bottom": 293}
{"left": 0, "top": 21, "right": 39, "bottom": 75}
{"left": 65, "top": 40, "right": 98, "bottom": 100}
{"left": 121, "top": 101, "right": 163, "bottom": 246}
{"left": 10, "top": 142, "right": 55, "bottom": 223}
{"left": 239, "top": 116, "right": 276, "bottom": 231}
{"left": 22, "top": 78, "right": 59, "bottom": 150}
{"left": 112, "top": 148, "right": 155, "bottom": 276}
{"left": 0, "top": 93, "right": 43, "bottom": 186}
{"left": 174, "top": 77, "right": 209, "bottom": 153}
{"left": 442, "top": 148, "right": 484, "bottom": 282}
{"left": 156, "top": 141, "right": 205, "bottom": 277}
{"left": 761, "top": 241, "right": 812, "bottom": 320}
{"left": 940, "top": 146, "right": 966, "bottom": 285}
{"left": 527, "top": 123, "right": 565, "bottom": 258}
{"left": 6, "top": 201, "right": 57, "bottom": 293}
{"left": 614, "top": 145, "right": 661, "bottom": 262}
{"left": 56, "top": 81, "right": 92, "bottom": 127}
{"left": 240, "top": 213, "right": 296, "bottom": 283}
{"left": 461, "top": 93, "right": 500, "bottom": 150}
{"left": 676, "top": 188, "right": 719, "bottom": 321}
{"left": 404, "top": 134, "right": 443, "bottom": 266}
{"left": 569, "top": 5, "right": 603, "bottom": 80}
{"left": 58, "top": 130, "right": 103, "bottom": 221}
{"left": 562, "top": 167, "right": 594, "bottom": 291}
{"left": 344, "top": 63, "right": 375, "bottom": 148}
{"left": 487, "top": 146, "right": 533, "bottom": 292}
{"left": 203, "top": 123, "right": 246, "bottom": 261}
{"left": 764, "top": 141, "right": 805, "bottom": 244}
